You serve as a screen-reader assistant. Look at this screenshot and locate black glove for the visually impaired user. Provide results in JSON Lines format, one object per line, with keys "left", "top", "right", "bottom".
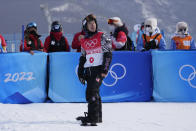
{"left": 79, "top": 76, "right": 85, "bottom": 85}
{"left": 78, "top": 56, "right": 86, "bottom": 85}
{"left": 102, "top": 52, "right": 112, "bottom": 75}
{"left": 78, "top": 66, "right": 85, "bottom": 85}
{"left": 144, "top": 43, "right": 152, "bottom": 51}
{"left": 141, "top": 48, "right": 146, "bottom": 52}
{"left": 151, "top": 40, "right": 157, "bottom": 49}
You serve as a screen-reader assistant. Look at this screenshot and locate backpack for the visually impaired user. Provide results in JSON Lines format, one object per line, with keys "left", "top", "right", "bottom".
{"left": 124, "top": 36, "right": 135, "bottom": 51}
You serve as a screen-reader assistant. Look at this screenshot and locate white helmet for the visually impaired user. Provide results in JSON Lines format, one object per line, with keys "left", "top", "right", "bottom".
{"left": 108, "top": 17, "right": 123, "bottom": 27}
{"left": 176, "top": 21, "right": 188, "bottom": 35}
{"left": 144, "top": 18, "right": 158, "bottom": 33}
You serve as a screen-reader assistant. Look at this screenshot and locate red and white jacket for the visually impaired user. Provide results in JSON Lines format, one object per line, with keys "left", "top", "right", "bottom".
{"left": 112, "top": 31, "right": 127, "bottom": 49}
{"left": 79, "top": 31, "right": 112, "bottom": 74}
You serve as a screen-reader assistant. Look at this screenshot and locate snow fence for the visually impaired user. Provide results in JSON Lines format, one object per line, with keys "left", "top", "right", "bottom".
{"left": 0, "top": 52, "right": 47, "bottom": 103}
{"left": 1, "top": 51, "right": 196, "bottom": 104}
{"left": 152, "top": 50, "right": 196, "bottom": 102}
{"left": 48, "top": 51, "right": 153, "bottom": 102}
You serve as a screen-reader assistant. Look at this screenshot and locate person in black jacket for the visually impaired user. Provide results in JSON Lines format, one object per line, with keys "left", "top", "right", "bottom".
{"left": 76, "top": 14, "right": 112, "bottom": 126}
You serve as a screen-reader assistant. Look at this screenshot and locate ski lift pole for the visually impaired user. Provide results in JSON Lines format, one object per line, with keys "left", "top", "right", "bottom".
{"left": 22, "top": 25, "right": 25, "bottom": 51}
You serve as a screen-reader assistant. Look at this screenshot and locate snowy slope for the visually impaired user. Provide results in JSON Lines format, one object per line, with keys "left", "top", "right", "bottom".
{"left": 0, "top": 103, "right": 196, "bottom": 131}
{"left": 0, "top": 0, "right": 196, "bottom": 39}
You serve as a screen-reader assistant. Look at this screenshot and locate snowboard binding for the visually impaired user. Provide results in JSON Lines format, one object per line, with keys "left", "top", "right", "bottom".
{"left": 76, "top": 112, "right": 97, "bottom": 126}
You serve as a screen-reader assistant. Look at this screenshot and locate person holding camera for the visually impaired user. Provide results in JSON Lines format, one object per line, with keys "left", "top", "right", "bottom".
{"left": 137, "top": 18, "right": 166, "bottom": 51}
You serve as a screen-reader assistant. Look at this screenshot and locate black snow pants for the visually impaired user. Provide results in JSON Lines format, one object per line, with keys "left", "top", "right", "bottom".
{"left": 85, "top": 66, "right": 103, "bottom": 123}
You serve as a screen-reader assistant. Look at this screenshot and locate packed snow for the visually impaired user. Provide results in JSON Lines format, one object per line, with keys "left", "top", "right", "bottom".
{"left": 0, "top": 102, "right": 196, "bottom": 131}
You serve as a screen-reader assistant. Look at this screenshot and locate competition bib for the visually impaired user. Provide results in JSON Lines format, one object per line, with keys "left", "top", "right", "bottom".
{"left": 84, "top": 53, "right": 103, "bottom": 67}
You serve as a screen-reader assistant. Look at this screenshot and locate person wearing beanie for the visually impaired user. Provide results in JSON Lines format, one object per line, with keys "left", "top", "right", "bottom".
{"left": 20, "top": 22, "right": 44, "bottom": 55}
{"left": 0, "top": 34, "right": 7, "bottom": 53}
{"left": 76, "top": 14, "right": 112, "bottom": 126}
{"left": 44, "top": 21, "right": 70, "bottom": 52}
{"left": 171, "top": 21, "right": 196, "bottom": 50}
{"left": 108, "top": 17, "right": 133, "bottom": 51}
{"left": 137, "top": 17, "right": 166, "bottom": 51}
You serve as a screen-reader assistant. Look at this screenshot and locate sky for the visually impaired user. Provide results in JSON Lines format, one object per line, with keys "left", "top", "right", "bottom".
{"left": 0, "top": 0, "right": 196, "bottom": 39}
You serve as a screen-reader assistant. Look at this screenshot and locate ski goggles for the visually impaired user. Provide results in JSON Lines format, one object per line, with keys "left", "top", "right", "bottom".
{"left": 53, "top": 24, "right": 61, "bottom": 30}
{"left": 178, "top": 28, "right": 187, "bottom": 32}
{"left": 51, "top": 24, "right": 61, "bottom": 32}
{"left": 26, "top": 22, "right": 37, "bottom": 29}
{"left": 145, "top": 25, "right": 152, "bottom": 28}
{"left": 107, "top": 19, "right": 119, "bottom": 25}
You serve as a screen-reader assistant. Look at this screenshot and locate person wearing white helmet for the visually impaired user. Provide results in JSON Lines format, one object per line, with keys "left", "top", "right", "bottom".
{"left": 171, "top": 21, "right": 196, "bottom": 50}
{"left": 137, "top": 17, "right": 166, "bottom": 51}
{"left": 108, "top": 17, "right": 134, "bottom": 51}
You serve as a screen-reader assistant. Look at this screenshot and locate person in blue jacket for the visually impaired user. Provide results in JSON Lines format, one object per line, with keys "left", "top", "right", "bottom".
{"left": 137, "top": 18, "right": 166, "bottom": 51}
{"left": 131, "top": 22, "right": 144, "bottom": 48}
{"left": 170, "top": 21, "right": 196, "bottom": 50}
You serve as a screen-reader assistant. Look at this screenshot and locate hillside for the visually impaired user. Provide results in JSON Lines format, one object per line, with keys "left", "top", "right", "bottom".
{"left": 0, "top": 0, "right": 195, "bottom": 39}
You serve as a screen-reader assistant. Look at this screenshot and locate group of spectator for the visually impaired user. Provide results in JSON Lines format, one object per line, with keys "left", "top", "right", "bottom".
{"left": 0, "top": 16, "right": 195, "bottom": 54}
{"left": 134, "top": 18, "right": 195, "bottom": 51}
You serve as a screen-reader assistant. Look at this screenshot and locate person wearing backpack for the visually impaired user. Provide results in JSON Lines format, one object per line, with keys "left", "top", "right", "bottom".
{"left": 108, "top": 17, "right": 134, "bottom": 51}
{"left": 137, "top": 18, "right": 166, "bottom": 51}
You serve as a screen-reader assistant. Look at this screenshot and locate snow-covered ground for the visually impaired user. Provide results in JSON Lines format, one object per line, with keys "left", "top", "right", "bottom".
{"left": 0, "top": 103, "right": 196, "bottom": 131}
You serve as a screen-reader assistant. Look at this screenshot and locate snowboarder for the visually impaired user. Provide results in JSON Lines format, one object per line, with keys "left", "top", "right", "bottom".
{"left": 76, "top": 14, "right": 112, "bottom": 126}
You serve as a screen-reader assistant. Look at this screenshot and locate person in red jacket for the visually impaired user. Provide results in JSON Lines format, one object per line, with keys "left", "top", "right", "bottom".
{"left": 71, "top": 31, "right": 85, "bottom": 52}
{"left": 20, "top": 22, "right": 44, "bottom": 55}
{"left": 0, "top": 34, "right": 7, "bottom": 53}
{"left": 108, "top": 17, "right": 128, "bottom": 51}
{"left": 71, "top": 19, "right": 88, "bottom": 52}
{"left": 44, "top": 21, "right": 70, "bottom": 53}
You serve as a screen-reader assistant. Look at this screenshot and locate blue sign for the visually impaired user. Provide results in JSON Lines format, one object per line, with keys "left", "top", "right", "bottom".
{"left": 0, "top": 52, "right": 47, "bottom": 103}
{"left": 152, "top": 51, "right": 196, "bottom": 102}
{"left": 49, "top": 51, "right": 153, "bottom": 102}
